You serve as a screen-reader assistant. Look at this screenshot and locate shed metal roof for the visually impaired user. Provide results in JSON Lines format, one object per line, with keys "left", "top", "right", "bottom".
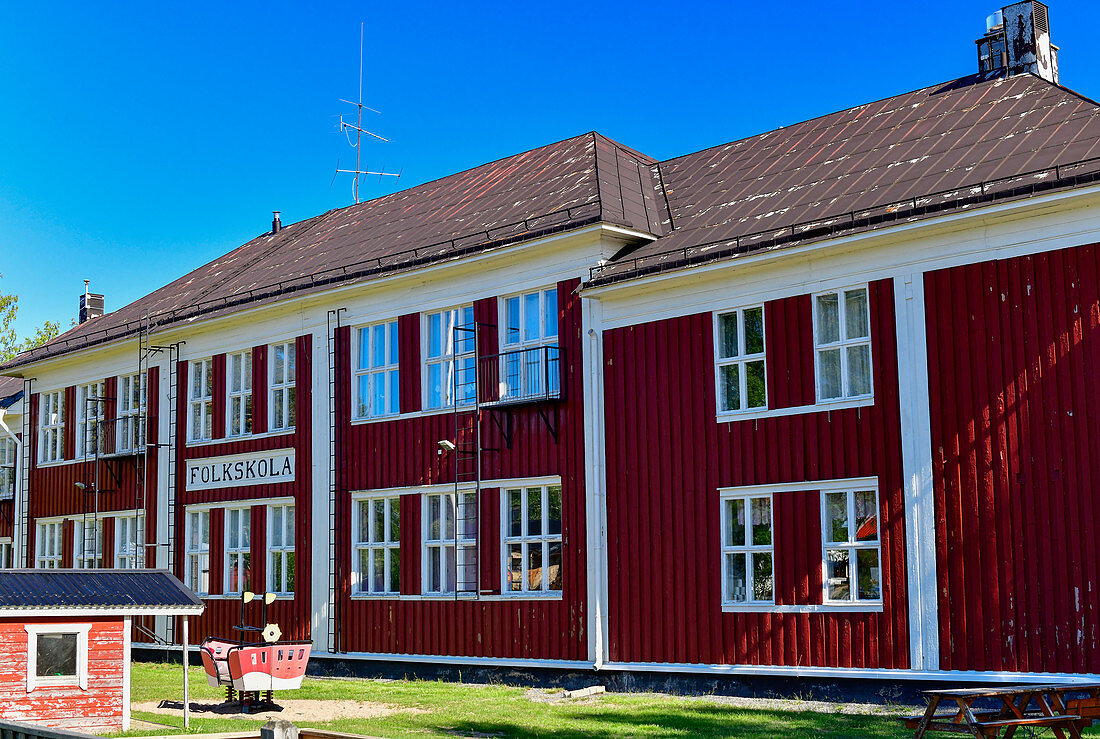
{"left": 0, "top": 570, "right": 204, "bottom": 615}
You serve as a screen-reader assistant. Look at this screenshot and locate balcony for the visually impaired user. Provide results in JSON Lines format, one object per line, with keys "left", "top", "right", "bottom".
{"left": 480, "top": 345, "right": 562, "bottom": 408}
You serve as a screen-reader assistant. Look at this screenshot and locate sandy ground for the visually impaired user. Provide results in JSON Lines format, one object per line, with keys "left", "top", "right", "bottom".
{"left": 134, "top": 698, "right": 423, "bottom": 722}
{"left": 522, "top": 687, "right": 913, "bottom": 715}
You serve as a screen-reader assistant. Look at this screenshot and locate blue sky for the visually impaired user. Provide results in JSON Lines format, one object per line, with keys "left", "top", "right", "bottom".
{"left": 2, "top": 0, "right": 1097, "bottom": 337}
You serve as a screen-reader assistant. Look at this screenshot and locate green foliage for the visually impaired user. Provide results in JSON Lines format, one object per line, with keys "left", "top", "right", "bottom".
{"left": 0, "top": 282, "right": 60, "bottom": 363}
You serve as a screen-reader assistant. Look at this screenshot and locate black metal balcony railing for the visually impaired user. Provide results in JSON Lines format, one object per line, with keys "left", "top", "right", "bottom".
{"left": 76, "top": 415, "right": 147, "bottom": 460}
{"left": 479, "top": 345, "right": 562, "bottom": 407}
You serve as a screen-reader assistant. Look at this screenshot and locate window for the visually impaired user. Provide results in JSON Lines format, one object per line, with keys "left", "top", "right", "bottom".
{"left": 353, "top": 496, "right": 400, "bottom": 595}
{"left": 822, "top": 488, "right": 881, "bottom": 603}
{"left": 73, "top": 517, "right": 103, "bottom": 569}
{"left": 24, "top": 624, "right": 90, "bottom": 692}
{"left": 117, "top": 373, "right": 147, "bottom": 453}
{"left": 38, "top": 390, "right": 64, "bottom": 464}
{"left": 423, "top": 491, "right": 476, "bottom": 594}
{"left": 424, "top": 306, "right": 476, "bottom": 410}
{"left": 35, "top": 520, "right": 63, "bottom": 569}
{"left": 227, "top": 350, "right": 253, "bottom": 437}
{"left": 268, "top": 504, "right": 295, "bottom": 596}
{"left": 225, "top": 507, "right": 251, "bottom": 595}
{"left": 503, "top": 484, "right": 563, "bottom": 594}
{"left": 353, "top": 322, "right": 399, "bottom": 420}
{"left": 500, "top": 288, "right": 559, "bottom": 402}
{"left": 0, "top": 437, "right": 15, "bottom": 500}
{"left": 189, "top": 359, "right": 214, "bottom": 441}
{"left": 115, "top": 514, "right": 145, "bottom": 569}
{"left": 0, "top": 539, "right": 12, "bottom": 568}
{"left": 815, "top": 287, "right": 872, "bottom": 401}
{"left": 269, "top": 341, "right": 297, "bottom": 431}
{"left": 715, "top": 307, "right": 767, "bottom": 413}
{"left": 75, "top": 382, "right": 106, "bottom": 458}
{"left": 721, "top": 494, "right": 773, "bottom": 604}
{"left": 185, "top": 509, "right": 210, "bottom": 595}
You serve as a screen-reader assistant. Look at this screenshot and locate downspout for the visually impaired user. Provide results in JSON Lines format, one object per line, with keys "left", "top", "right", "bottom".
{"left": 0, "top": 407, "right": 23, "bottom": 565}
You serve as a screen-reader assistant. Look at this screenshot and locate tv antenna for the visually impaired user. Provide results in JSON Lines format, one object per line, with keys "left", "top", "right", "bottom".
{"left": 334, "top": 22, "right": 400, "bottom": 204}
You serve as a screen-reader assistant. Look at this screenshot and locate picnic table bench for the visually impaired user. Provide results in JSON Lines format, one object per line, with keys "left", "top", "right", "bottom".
{"left": 902, "top": 683, "right": 1100, "bottom": 738}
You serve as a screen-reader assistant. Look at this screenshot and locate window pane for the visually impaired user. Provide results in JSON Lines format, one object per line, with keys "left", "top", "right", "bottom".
{"left": 460, "top": 492, "right": 477, "bottom": 538}
{"left": 854, "top": 491, "right": 877, "bottom": 541}
{"left": 718, "top": 313, "right": 738, "bottom": 359}
{"left": 527, "top": 541, "right": 543, "bottom": 590}
{"left": 845, "top": 289, "right": 869, "bottom": 339}
{"left": 358, "top": 501, "right": 370, "bottom": 543}
{"left": 36, "top": 633, "right": 78, "bottom": 677}
{"left": 507, "top": 543, "right": 522, "bottom": 591}
{"left": 753, "top": 552, "right": 773, "bottom": 602}
{"left": 273, "top": 551, "right": 283, "bottom": 592}
{"left": 744, "top": 308, "right": 764, "bottom": 355}
{"left": 388, "top": 322, "right": 399, "bottom": 365}
{"left": 817, "top": 293, "right": 840, "bottom": 344}
{"left": 389, "top": 500, "right": 400, "bottom": 543}
{"left": 388, "top": 370, "right": 400, "bottom": 414}
{"left": 524, "top": 293, "right": 541, "bottom": 341}
{"left": 544, "top": 289, "right": 558, "bottom": 338}
{"left": 355, "top": 375, "right": 369, "bottom": 417}
{"left": 428, "top": 363, "right": 442, "bottom": 409}
{"left": 428, "top": 496, "right": 441, "bottom": 540}
{"left": 287, "top": 506, "right": 294, "bottom": 539}
{"left": 372, "top": 549, "right": 385, "bottom": 592}
{"left": 243, "top": 352, "right": 252, "bottom": 390}
{"left": 527, "top": 487, "right": 542, "bottom": 536}
{"left": 826, "top": 548, "right": 851, "bottom": 601}
{"left": 287, "top": 387, "right": 296, "bottom": 426}
{"left": 547, "top": 486, "right": 562, "bottom": 536}
{"left": 726, "top": 552, "right": 746, "bottom": 602}
{"left": 442, "top": 496, "right": 455, "bottom": 539}
{"left": 847, "top": 345, "right": 872, "bottom": 397}
{"left": 272, "top": 507, "right": 283, "bottom": 546}
{"left": 505, "top": 297, "right": 521, "bottom": 345}
{"left": 389, "top": 550, "right": 399, "bottom": 592}
{"left": 818, "top": 348, "right": 842, "bottom": 400}
{"left": 745, "top": 360, "right": 766, "bottom": 409}
{"left": 428, "top": 313, "right": 442, "bottom": 358}
{"left": 825, "top": 492, "right": 848, "bottom": 543}
{"left": 372, "top": 373, "right": 385, "bottom": 417}
{"left": 275, "top": 343, "right": 286, "bottom": 380}
{"left": 719, "top": 364, "right": 740, "bottom": 412}
{"left": 751, "top": 497, "right": 771, "bottom": 545}
{"left": 509, "top": 489, "right": 522, "bottom": 537}
{"left": 726, "top": 498, "right": 745, "bottom": 547}
{"left": 429, "top": 549, "right": 442, "bottom": 592}
{"left": 358, "top": 549, "right": 370, "bottom": 592}
{"left": 373, "top": 500, "right": 385, "bottom": 543}
{"left": 372, "top": 325, "right": 386, "bottom": 368}
{"left": 857, "top": 548, "right": 880, "bottom": 600}
{"left": 547, "top": 542, "right": 563, "bottom": 591}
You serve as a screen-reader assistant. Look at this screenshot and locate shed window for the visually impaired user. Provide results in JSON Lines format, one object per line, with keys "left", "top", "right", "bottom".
{"left": 38, "top": 390, "right": 65, "bottom": 464}
{"left": 814, "top": 287, "right": 873, "bottom": 401}
{"left": 354, "top": 321, "right": 399, "bottom": 420}
{"left": 424, "top": 306, "right": 476, "bottom": 410}
{"left": 24, "top": 624, "right": 90, "bottom": 692}
{"left": 720, "top": 494, "right": 774, "bottom": 605}
{"left": 226, "top": 350, "right": 253, "bottom": 437}
{"left": 822, "top": 488, "right": 881, "bottom": 603}
{"left": 269, "top": 341, "right": 296, "bottom": 431}
{"left": 189, "top": 359, "right": 214, "bottom": 442}
{"left": 36, "top": 633, "right": 77, "bottom": 678}
{"left": 502, "top": 484, "right": 563, "bottom": 594}
{"left": 715, "top": 307, "right": 767, "bottom": 414}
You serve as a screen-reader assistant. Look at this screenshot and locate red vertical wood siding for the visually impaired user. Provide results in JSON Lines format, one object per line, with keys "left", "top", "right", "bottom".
{"left": 926, "top": 243, "right": 1100, "bottom": 674}
{"left": 63, "top": 386, "right": 75, "bottom": 461}
{"left": 251, "top": 504, "right": 267, "bottom": 594}
{"left": 398, "top": 313, "right": 421, "bottom": 414}
{"left": 61, "top": 519, "right": 74, "bottom": 567}
{"left": 336, "top": 279, "right": 587, "bottom": 659}
{"left": 765, "top": 295, "right": 816, "bottom": 409}
{"left": 252, "top": 344, "right": 268, "bottom": 435}
{"left": 475, "top": 298, "right": 499, "bottom": 404}
{"left": 211, "top": 354, "right": 226, "bottom": 440}
{"left": 603, "top": 279, "right": 908, "bottom": 668}
{"left": 773, "top": 490, "right": 823, "bottom": 607}
{"left": 479, "top": 487, "right": 501, "bottom": 594}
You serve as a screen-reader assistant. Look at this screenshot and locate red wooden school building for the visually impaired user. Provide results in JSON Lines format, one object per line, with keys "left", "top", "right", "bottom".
{"left": 4, "top": 2, "right": 1100, "bottom": 683}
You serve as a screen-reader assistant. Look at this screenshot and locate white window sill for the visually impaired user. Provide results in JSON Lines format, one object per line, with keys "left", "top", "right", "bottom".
{"left": 186, "top": 429, "right": 295, "bottom": 448}
{"left": 349, "top": 406, "right": 469, "bottom": 427}
{"left": 722, "top": 602, "right": 883, "bottom": 613}
{"left": 35, "top": 459, "right": 76, "bottom": 469}
{"left": 716, "top": 396, "right": 874, "bottom": 424}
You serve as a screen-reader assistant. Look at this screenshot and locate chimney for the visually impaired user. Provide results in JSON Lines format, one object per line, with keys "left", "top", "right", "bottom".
{"left": 272, "top": 211, "right": 282, "bottom": 234}
{"left": 976, "top": 1, "right": 1059, "bottom": 83}
{"left": 79, "top": 280, "right": 104, "bottom": 324}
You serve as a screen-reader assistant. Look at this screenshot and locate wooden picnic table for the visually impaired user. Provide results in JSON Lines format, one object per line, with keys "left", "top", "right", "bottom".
{"left": 906, "top": 682, "right": 1100, "bottom": 738}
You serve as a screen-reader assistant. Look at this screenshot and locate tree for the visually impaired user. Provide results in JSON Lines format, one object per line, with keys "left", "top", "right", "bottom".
{"left": 0, "top": 284, "right": 61, "bottom": 363}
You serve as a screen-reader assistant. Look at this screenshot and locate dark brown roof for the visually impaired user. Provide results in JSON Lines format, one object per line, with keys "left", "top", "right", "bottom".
{"left": 2, "top": 132, "right": 662, "bottom": 370}
{"left": 0, "top": 375, "right": 22, "bottom": 407}
{"left": 587, "top": 73, "right": 1100, "bottom": 286}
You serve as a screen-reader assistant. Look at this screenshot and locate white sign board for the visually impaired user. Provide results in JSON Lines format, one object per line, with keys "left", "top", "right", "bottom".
{"left": 185, "top": 449, "right": 295, "bottom": 491}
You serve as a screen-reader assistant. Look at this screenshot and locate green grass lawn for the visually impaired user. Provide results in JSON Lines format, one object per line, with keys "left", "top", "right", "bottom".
{"left": 122, "top": 661, "right": 1100, "bottom": 738}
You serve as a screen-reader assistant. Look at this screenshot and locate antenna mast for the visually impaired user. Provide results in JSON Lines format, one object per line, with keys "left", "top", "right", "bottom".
{"left": 335, "top": 22, "right": 400, "bottom": 204}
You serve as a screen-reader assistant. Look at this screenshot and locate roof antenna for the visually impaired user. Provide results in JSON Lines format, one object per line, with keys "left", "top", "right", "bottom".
{"left": 334, "top": 22, "right": 401, "bottom": 204}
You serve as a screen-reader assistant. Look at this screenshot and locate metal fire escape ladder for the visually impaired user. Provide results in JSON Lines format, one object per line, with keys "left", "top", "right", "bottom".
{"left": 165, "top": 342, "right": 182, "bottom": 645}
{"left": 452, "top": 323, "right": 482, "bottom": 599}
{"left": 326, "top": 308, "right": 346, "bottom": 653}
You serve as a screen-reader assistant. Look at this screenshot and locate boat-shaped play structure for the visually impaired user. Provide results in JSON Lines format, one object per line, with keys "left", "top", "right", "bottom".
{"left": 199, "top": 590, "right": 312, "bottom": 710}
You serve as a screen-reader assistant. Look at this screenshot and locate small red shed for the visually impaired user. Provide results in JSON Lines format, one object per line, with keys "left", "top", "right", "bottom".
{"left": 0, "top": 569, "right": 203, "bottom": 733}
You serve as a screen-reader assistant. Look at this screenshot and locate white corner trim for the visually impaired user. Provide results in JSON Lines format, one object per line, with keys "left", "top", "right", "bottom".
{"left": 893, "top": 273, "right": 940, "bottom": 671}
{"left": 24, "top": 622, "right": 92, "bottom": 692}
{"left": 122, "top": 616, "right": 132, "bottom": 731}
{"left": 581, "top": 295, "right": 610, "bottom": 669}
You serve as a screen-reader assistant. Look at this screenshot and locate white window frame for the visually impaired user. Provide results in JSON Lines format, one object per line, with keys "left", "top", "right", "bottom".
{"left": 269, "top": 341, "right": 297, "bottom": 432}
{"left": 224, "top": 506, "right": 251, "bottom": 596}
{"left": 75, "top": 382, "right": 105, "bottom": 459}
{"left": 24, "top": 623, "right": 91, "bottom": 692}
{"left": 498, "top": 288, "right": 559, "bottom": 402}
{"left": 501, "top": 484, "right": 563, "bottom": 595}
{"left": 117, "top": 372, "right": 147, "bottom": 454}
{"left": 353, "top": 321, "right": 400, "bottom": 420}
{"left": 73, "top": 516, "right": 103, "bottom": 569}
{"left": 423, "top": 305, "right": 476, "bottom": 411}
{"left": 0, "top": 436, "right": 16, "bottom": 500}
{"left": 38, "top": 390, "right": 65, "bottom": 464}
{"left": 352, "top": 494, "right": 401, "bottom": 596}
{"left": 115, "top": 514, "right": 145, "bottom": 569}
{"left": 720, "top": 493, "right": 774, "bottom": 606}
{"left": 813, "top": 286, "right": 874, "bottom": 403}
{"left": 189, "top": 359, "right": 214, "bottom": 442}
{"left": 35, "top": 519, "right": 63, "bottom": 569}
{"left": 422, "top": 490, "right": 477, "bottom": 595}
{"left": 226, "top": 350, "right": 253, "bottom": 438}
{"left": 185, "top": 508, "right": 210, "bottom": 596}
{"left": 714, "top": 306, "right": 768, "bottom": 415}
{"left": 821, "top": 486, "right": 882, "bottom": 605}
{"left": 0, "top": 538, "right": 12, "bottom": 568}
{"left": 267, "top": 503, "right": 295, "bottom": 596}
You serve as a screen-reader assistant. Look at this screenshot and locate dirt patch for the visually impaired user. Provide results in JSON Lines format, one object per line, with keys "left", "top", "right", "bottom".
{"left": 134, "top": 699, "right": 425, "bottom": 722}
{"left": 522, "top": 688, "right": 911, "bottom": 716}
